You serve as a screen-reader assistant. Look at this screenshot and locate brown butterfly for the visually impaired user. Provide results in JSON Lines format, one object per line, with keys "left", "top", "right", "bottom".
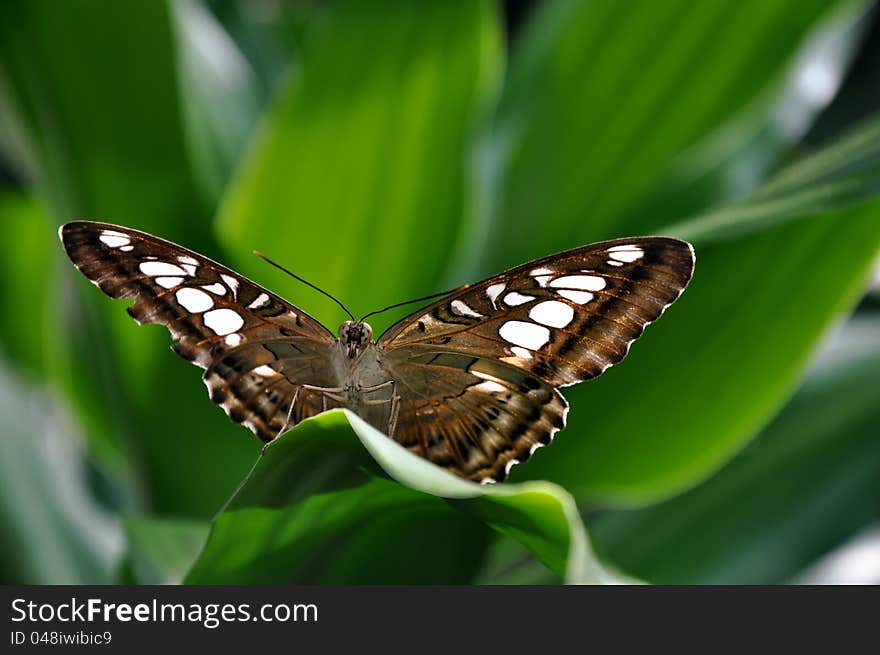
{"left": 60, "top": 221, "right": 694, "bottom": 483}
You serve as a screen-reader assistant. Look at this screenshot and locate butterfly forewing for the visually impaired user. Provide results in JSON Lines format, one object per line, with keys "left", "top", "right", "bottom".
{"left": 380, "top": 237, "right": 694, "bottom": 386}
{"left": 60, "top": 221, "right": 336, "bottom": 441}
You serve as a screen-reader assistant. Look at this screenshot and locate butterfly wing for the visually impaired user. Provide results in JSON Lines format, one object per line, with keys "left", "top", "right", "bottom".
{"left": 379, "top": 237, "right": 694, "bottom": 481}
{"left": 60, "top": 221, "right": 338, "bottom": 441}
{"left": 381, "top": 350, "right": 568, "bottom": 482}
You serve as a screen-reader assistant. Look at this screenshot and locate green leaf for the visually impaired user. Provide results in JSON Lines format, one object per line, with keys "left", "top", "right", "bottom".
{"left": 668, "top": 115, "right": 880, "bottom": 243}
{"left": 186, "top": 410, "right": 610, "bottom": 584}
{"left": 0, "top": 0, "right": 204, "bottom": 227}
{"left": 0, "top": 193, "right": 51, "bottom": 378}
{"left": 216, "top": 0, "right": 503, "bottom": 330}
{"left": 171, "top": 0, "right": 262, "bottom": 204}
{"left": 0, "top": 362, "right": 119, "bottom": 584}
{"left": 618, "top": 0, "right": 871, "bottom": 231}
{"left": 589, "top": 315, "right": 880, "bottom": 583}
{"left": 485, "top": 0, "right": 851, "bottom": 270}
{"left": 119, "top": 515, "right": 210, "bottom": 585}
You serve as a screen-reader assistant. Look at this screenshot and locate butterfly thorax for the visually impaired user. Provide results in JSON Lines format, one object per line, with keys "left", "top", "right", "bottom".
{"left": 330, "top": 321, "right": 396, "bottom": 430}
{"left": 333, "top": 320, "right": 390, "bottom": 396}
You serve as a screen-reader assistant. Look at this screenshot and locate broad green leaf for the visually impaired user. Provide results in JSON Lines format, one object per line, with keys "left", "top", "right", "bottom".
{"left": 589, "top": 316, "right": 880, "bottom": 583}
{"left": 0, "top": 0, "right": 205, "bottom": 230}
{"left": 514, "top": 196, "right": 880, "bottom": 505}
{"left": 485, "top": 0, "right": 850, "bottom": 270}
{"left": 187, "top": 410, "right": 609, "bottom": 584}
{"left": 474, "top": 537, "right": 562, "bottom": 585}
{"left": 205, "top": 0, "right": 317, "bottom": 96}
{"left": 0, "top": 0, "right": 257, "bottom": 515}
{"left": 216, "top": 0, "right": 503, "bottom": 330}
{"left": 171, "top": 0, "right": 262, "bottom": 204}
{"left": 0, "top": 362, "right": 119, "bottom": 584}
{"left": 119, "top": 515, "right": 210, "bottom": 585}
{"left": 0, "top": 193, "right": 51, "bottom": 378}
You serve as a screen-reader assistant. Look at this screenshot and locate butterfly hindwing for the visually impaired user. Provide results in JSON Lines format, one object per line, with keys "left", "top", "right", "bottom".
{"left": 383, "top": 348, "right": 568, "bottom": 482}
{"left": 60, "top": 221, "right": 336, "bottom": 441}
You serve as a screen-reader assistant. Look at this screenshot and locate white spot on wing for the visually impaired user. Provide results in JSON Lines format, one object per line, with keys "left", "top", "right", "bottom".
{"left": 504, "top": 458, "right": 520, "bottom": 475}
{"left": 529, "top": 442, "right": 544, "bottom": 455}
{"left": 225, "top": 333, "right": 242, "bottom": 347}
{"left": 607, "top": 245, "right": 644, "bottom": 262}
{"left": 221, "top": 274, "right": 239, "bottom": 298}
{"left": 253, "top": 365, "right": 278, "bottom": 377}
{"left": 472, "top": 370, "right": 503, "bottom": 382}
{"left": 499, "top": 321, "right": 550, "bottom": 350}
{"left": 549, "top": 274, "right": 606, "bottom": 291}
{"left": 557, "top": 289, "right": 594, "bottom": 304}
{"left": 140, "top": 261, "right": 186, "bottom": 277}
{"left": 608, "top": 260, "right": 624, "bottom": 267}
{"left": 486, "top": 283, "right": 506, "bottom": 305}
{"left": 531, "top": 267, "right": 555, "bottom": 287}
{"left": 203, "top": 308, "right": 244, "bottom": 335}
{"left": 201, "top": 282, "right": 226, "bottom": 295}
{"left": 178, "top": 255, "right": 199, "bottom": 266}
{"left": 474, "top": 380, "right": 507, "bottom": 394}
{"left": 248, "top": 293, "right": 270, "bottom": 309}
{"left": 511, "top": 346, "right": 532, "bottom": 359}
{"left": 503, "top": 292, "right": 534, "bottom": 306}
{"left": 176, "top": 287, "right": 213, "bottom": 313}
{"left": 451, "top": 299, "right": 484, "bottom": 319}
{"left": 99, "top": 234, "right": 130, "bottom": 248}
{"left": 120, "top": 245, "right": 134, "bottom": 252}
{"left": 180, "top": 263, "right": 198, "bottom": 276}
{"left": 155, "top": 276, "right": 183, "bottom": 289}
{"left": 529, "top": 300, "right": 574, "bottom": 328}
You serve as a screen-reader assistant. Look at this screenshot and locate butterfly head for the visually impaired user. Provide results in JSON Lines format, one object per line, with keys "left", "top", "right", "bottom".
{"left": 338, "top": 320, "right": 373, "bottom": 358}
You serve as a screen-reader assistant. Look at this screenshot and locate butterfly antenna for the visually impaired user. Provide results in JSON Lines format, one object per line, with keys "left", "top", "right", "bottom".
{"left": 359, "top": 286, "right": 465, "bottom": 322}
{"left": 253, "top": 251, "right": 355, "bottom": 321}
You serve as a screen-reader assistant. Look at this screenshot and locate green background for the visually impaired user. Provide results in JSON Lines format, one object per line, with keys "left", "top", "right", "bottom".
{"left": 1, "top": 0, "right": 879, "bottom": 584}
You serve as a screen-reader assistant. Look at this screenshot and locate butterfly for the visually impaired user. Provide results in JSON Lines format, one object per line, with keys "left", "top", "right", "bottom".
{"left": 60, "top": 221, "right": 694, "bottom": 483}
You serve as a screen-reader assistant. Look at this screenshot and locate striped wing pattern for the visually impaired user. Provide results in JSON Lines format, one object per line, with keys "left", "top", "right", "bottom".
{"left": 382, "top": 349, "right": 567, "bottom": 482}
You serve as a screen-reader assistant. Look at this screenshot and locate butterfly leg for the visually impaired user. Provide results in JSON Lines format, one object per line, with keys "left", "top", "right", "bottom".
{"left": 359, "top": 380, "right": 400, "bottom": 436}
{"left": 387, "top": 386, "right": 400, "bottom": 437}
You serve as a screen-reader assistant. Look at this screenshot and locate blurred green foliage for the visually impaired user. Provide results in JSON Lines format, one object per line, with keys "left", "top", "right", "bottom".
{"left": 0, "top": 0, "right": 878, "bottom": 584}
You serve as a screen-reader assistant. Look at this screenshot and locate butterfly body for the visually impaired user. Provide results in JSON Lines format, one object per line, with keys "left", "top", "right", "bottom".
{"left": 60, "top": 221, "right": 694, "bottom": 483}
{"left": 321, "top": 327, "right": 399, "bottom": 434}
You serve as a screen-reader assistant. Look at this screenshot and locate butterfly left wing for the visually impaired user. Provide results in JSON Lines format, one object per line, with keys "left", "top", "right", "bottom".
{"left": 378, "top": 237, "right": 694, "bottom": 481}
{"left": 60, "top": 221, "right": 339, "bottom": 441}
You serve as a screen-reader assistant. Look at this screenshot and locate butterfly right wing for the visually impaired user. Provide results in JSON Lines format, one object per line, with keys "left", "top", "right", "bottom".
{"left": 377, "top": 237, "right": 694, "bottom": 481}
{"left": 60, "top": 220, "right": 339, "bottom": 441}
